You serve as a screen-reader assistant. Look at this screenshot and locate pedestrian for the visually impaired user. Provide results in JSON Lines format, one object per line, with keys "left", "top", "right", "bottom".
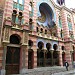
{"left": 64, "top": 60, "right": 69, "bottom": 71}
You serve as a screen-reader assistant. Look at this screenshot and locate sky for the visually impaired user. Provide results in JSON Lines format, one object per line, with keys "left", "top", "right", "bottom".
{"left": 53, "top": 0, "right": 75, "bottom": 9}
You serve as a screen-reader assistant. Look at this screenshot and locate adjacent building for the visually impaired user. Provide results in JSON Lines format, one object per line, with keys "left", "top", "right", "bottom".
{"left": 0, "top": 0, "right": 75, "bottom": 75}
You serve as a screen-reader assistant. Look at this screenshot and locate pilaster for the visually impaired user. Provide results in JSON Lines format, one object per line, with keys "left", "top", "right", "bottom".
{"left": 20, "top": 30, "right": 29, "bottom": 73}
{"left": 65, "top": 42, "right": 73, "bottom": 66}
{"left": 20, "top": 45, "right": 28, "bottom": 69}
{"left": 55, "top": 8, "right": 60, "bottom": 37}
{"left": 61, "top": 8, "right": 69, "bottom": 38}
{"left": 32, "top": 0, "right": 37, "bottom": 32}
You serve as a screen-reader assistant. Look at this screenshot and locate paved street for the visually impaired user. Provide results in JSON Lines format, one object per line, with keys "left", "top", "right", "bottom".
{"left": 12, "top": 70, "right": 75, "bottom": 75}
{"left": 53, "top": 70, "right": 75, "bottom": 75}
{"left": 19, "top": 66, "right": 75, "bottom": 75}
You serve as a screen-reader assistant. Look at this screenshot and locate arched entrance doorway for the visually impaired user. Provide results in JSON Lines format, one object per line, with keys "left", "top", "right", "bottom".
{"left": 62, "top": 46, "right": 66, "bottom": 66}
{"left": 46, "top": 43, "right": 52, "bottom": 66}
{"left": 46, "top": 51, "right": 52, "bottom": 66}
{"left": 53, "top": 44, "right": 59, "bottom": 66}
{"left": 53, "top": 51, "right": 59, "bottom": 66}
{"left": 28, "top": 40, "right": 34, "bottom": 69}
{"left": 37, "top": 41, "right": 44, "bottom": 67}
{"left": 37, "top": 50, "right": 44, "bottom": 67}
{"left": 62, "top": 52, "right": 65, "bottom": 66}
{"left": 6, "top": 34, "right": 21, "bottom": 75}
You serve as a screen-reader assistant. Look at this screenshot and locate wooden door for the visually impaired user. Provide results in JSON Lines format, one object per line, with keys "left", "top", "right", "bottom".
{"left": 6, "top": 47, "right": 20, "bottom": 75}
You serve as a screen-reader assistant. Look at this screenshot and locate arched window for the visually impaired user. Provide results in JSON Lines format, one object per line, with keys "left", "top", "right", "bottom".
{"left": 29, "top": 18, "right": 33, "bottom": 30}
{"left": 38, "top": 41, "right": 44, "bottom": 49}
{"left": 36, "top": 27, "right": 39, "bottom": 32}
{"left": 29, "top": 1, "right": 34, "bottom": 17}
{"left": 62, "top": 46, "right": 65, "bottom": 50}
{"left": 40, "top": 28, "right": 43, "bottom": 33}
{"left": 59, "top": 15, "right": 62, "bottom": 28}
{"left": 28, "top": 40, "right": 33, "bottom": 47}
{"left": 53, "top": 44, "right": 58, "bottom": 50}
{"left": 60, "top": 29, "right": 63, "bottom": 38}
{"left": 45, "top": 30, "right": 47, "bottom": 34}
{"left": 29, "top": 18, "right": 33, "bottom": 25}
{"left": 18, "top": 12, "right": 22, "bottom": 25}
{"left": 12, "top": 10, "right": 17, "bottom": 23}
{"left": 73, "top": 46, "right": 75, "bottom": 50}
{"left": 67, "top": 14, "right": 72, "bottom": 31}
{"left": 46, "top": 43, "right": 51, "bottom": 51}
{"left": 67, "top": 14, "right": 74, "bottom": 39}
{"left": 10, "top": 34, "right": 21, "bottom": 44}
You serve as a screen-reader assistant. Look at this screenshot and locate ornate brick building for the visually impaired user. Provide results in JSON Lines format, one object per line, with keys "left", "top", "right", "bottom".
{"left": 0, "top": 0, "right": 75, "bottom": 75}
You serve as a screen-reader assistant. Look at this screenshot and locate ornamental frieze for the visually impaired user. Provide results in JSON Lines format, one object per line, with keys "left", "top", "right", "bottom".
{"left": 22, "top": 31, "right": 29, "bottom": 45}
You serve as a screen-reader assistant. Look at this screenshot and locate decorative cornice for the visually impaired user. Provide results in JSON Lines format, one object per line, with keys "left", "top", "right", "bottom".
{"left": 62, "top": 6, "right": 72, "bottom": 14}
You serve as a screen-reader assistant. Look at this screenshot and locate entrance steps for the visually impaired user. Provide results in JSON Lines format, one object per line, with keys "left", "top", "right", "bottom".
{"left": 10, "top": 66, "right": 74, "bottom": 75}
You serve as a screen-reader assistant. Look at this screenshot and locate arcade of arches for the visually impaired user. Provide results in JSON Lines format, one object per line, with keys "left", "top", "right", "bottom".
{"left": 37, "top": 41, "right": 64, "bottom": 67}
{"left": 27, "top": 40, "right": 66, "bottom": 68}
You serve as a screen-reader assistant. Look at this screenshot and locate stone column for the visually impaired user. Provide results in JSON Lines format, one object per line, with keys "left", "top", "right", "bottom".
{"left": 43, "top": 49, "right": 46, "bottom": 67}
{"left": 50, "top": 50, "right": 54, "bottom": 66}
{"left": 34, "top": 50, "right": 37, "bottom": 68}
{"left": 45, "top": 50, "right": 47, "bottom": 66}
{"left": 1, "top": 43, "right": 8, "bottom": 75}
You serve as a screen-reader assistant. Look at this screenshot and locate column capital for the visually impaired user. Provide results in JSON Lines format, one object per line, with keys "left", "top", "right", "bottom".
{"left": 70, "top": 50, "right": 73, "bottom": 54}
{"left": 21, "top": 44, "right": 28, "bottom": 46}
{"left": 50, "top": 50, "right": 54, "bottom": 54}
{"left": 3, "top": 42, "right": 9, "bottom": 46}
{"left": 43, "top": 48, "right": 47, "bottom": 51}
